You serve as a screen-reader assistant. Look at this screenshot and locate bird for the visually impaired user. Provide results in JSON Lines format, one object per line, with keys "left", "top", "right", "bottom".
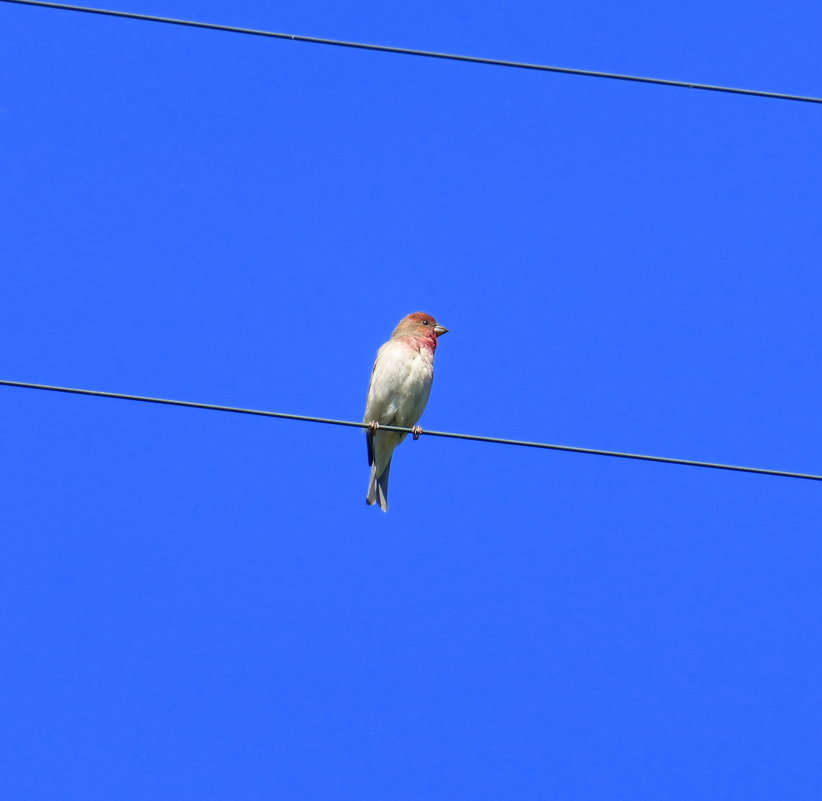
{"left": 363, "top": 312, "right": 449, "bottom": 511}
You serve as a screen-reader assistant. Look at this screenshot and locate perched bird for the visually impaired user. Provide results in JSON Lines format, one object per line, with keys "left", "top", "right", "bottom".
{"left": 363, "top": 312, "right": 449, "bottom": 511}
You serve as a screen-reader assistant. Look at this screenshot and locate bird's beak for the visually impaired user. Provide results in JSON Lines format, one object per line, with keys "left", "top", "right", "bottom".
{"left": 433, "top": 324, "right": 449, "bottom": 336}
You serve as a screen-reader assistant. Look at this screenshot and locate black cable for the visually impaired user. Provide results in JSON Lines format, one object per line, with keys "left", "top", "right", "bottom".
{"left": 3, "top": 0, "right": 821, "bottom": 104}
{"left": 1, "top": 379, "right": 819, "bottom": 482}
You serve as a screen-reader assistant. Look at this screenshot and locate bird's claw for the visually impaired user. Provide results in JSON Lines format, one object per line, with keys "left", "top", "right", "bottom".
{"left": 368, "top": 421, "right": 380, "bottom": 432}
{"left": 411, "top": 425, "right": 423, "bottom": 440}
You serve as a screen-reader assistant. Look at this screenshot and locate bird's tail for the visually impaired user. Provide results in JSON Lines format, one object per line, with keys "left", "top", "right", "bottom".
{"left": 366, "top": 459, "right": 391, "bottom": 512}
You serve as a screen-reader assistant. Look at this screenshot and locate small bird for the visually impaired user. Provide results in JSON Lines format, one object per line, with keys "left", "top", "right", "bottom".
{"left": 363, "top": 312, "right": 449, "bottom": 511}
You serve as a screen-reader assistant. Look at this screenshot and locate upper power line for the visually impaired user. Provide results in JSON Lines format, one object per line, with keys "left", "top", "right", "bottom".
{"left": 4, "top": 0, "right": 822, "bottom": 105}
{"left": 1, "top": 379, "right": 820, "bottom": 482}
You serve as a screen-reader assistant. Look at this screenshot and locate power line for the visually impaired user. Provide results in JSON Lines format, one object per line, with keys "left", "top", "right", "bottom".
{"left": 3, "top": 0, "right": 821, "bottom": 105}
{"left": 1, "top": 379, "right": 819, "bottom": 482}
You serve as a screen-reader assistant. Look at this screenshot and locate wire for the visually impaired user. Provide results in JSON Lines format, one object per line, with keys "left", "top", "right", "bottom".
{"left": 1, "top": 379, "right": 819, "bottom": 482}
{"left": 3, "top": 0, "right": 821, "bottom": 105}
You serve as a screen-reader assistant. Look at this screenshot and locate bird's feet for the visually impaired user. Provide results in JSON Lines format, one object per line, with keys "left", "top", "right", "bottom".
{"left": 411, "top": 425, "right": 423, "bottom": 440}
{"left": 368, "top": 421, "right": 380, "bottom": 432}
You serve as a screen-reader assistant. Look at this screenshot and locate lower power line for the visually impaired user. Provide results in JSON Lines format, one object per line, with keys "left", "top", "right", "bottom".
{"left": 1, "top": 379, "right": 819, "bottom": 482}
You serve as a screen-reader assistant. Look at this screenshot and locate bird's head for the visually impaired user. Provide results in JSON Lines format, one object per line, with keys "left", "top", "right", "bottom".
{"left": 391, "top": 312, "right": 449, "bottom": 342}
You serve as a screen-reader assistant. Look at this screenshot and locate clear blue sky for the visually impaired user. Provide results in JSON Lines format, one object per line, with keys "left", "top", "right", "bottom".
{"left": 2, "top": 1, "right": 822, "bottom": 798}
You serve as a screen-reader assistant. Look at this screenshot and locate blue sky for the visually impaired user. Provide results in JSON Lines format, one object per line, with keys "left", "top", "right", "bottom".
{"left": 2, "top": 1, "right": 822, "bottom": 798}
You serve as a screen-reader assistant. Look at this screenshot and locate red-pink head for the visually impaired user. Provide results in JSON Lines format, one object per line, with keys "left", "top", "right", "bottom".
{"left": 391, "top": 312, "right": 449, "bottom": 346}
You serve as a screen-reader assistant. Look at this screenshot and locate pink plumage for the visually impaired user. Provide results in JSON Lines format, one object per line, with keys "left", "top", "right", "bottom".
{"left": 363, "top": 312, "right": 449, "bottom": 511}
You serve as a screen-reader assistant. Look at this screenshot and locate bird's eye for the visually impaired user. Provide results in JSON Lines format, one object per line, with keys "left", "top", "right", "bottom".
{"left": 422, "top": 319, "right": 429, "bottom": 325}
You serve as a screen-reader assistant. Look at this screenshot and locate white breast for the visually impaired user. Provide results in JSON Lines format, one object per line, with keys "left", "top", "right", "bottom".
{"left": 364, "top": 339, "right": 435, "bottom": 427}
